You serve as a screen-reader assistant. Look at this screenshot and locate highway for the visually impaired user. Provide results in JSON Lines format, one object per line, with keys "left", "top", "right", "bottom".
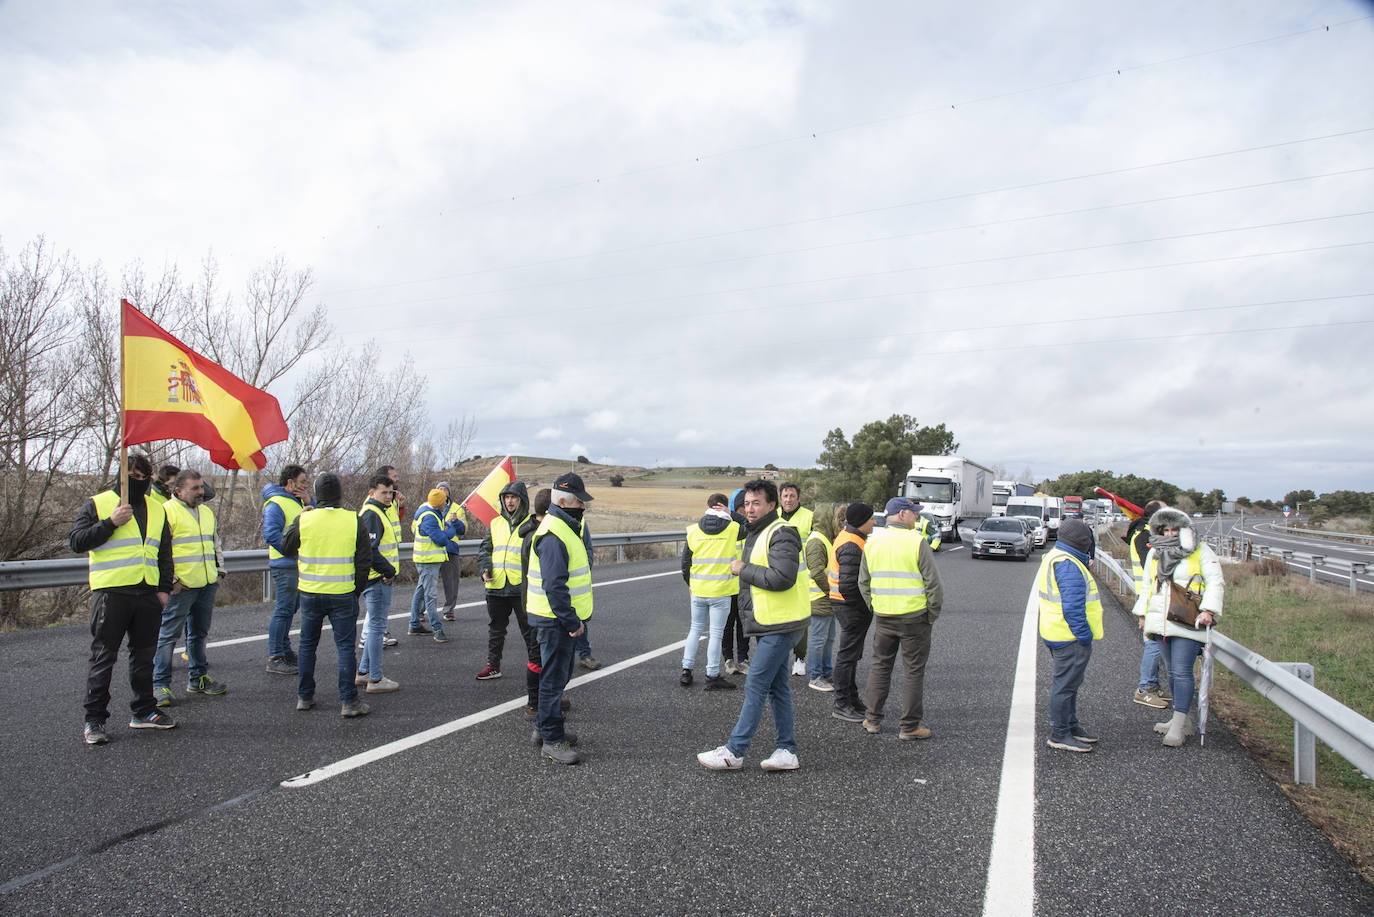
{"left": 1, "top": 545, "right": 1370, "bottom": 915}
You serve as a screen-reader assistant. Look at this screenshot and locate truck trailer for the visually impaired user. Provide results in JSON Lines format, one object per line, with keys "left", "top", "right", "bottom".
{"left": 902, "top": 455, "right": 995, "bottom": 540}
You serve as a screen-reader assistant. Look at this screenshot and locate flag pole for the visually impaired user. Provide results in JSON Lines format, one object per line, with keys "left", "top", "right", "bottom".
{"left": 119, "top": 299, "right": 129, "bottom": 505}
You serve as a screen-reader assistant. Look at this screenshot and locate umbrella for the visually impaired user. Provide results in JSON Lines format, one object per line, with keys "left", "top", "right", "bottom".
{"left": 1197, "top": 626, "right": 1214, "bottom": 746}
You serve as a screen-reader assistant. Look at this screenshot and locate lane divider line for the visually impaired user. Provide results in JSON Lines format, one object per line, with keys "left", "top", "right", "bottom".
{"left": 980, "top": 584, "right": 1039, "bottom": 916}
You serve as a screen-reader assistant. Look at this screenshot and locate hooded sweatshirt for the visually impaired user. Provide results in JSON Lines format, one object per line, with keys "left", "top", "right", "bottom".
{"left": 680, "top": 507, "right": 741, "bottom": 585}
{"left": 805, "top": 502, "right": 840, "bottom": 616}
{"left": 261, "top": 483, "right": 307, "bottom": 570}
{"left": 478, "top": 480, "right": 530, "bottom": 597}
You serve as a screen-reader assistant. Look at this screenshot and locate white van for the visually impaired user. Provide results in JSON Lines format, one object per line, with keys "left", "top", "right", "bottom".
{"left": 1004, "top": 496, "right": 1048, "bottom": 529}
{"left": 1043, "top": 496, "right": 1064, "bottom": 539}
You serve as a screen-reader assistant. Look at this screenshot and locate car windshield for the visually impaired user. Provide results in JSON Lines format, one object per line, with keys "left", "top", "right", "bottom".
{"left": 1047, "top": 506, "right": 1060, "bottom": 518}
{"left": 993, "top": 492, "right": 1009, "bottom": 506}
{"left": 1007, "top": 505, "right": 1042, "bottom": 520}
{"left": 980, "top": 519, "right": 1022, "bottom": 533}
{"left": 905, "top": 479, "right": 954, "bottom": 503}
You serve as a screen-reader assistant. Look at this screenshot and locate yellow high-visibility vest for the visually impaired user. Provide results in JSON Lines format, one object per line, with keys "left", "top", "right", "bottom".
{"left": 864, "top": 526, "right": 929, "bottom": 616}
{"left": 360, "top": 502, "right": 399, "bottom": 582}
{"left": 748, "top": 519, "right": 810, "bottom": 626}
{"left": 411, "top": 505, "right": 449, "bottom": 565}
{"left": 87, "top": 491, "right": 164, "bottom": 589}
{"left": 265, "top": 494, "right": 303, "bottom": 562}
{"left": 781, "top": 506, "right": 813, "bottom": 540}
{"left": 296, "top": 508, "right": 358, "bottom": 595}
{"left": 805, "top": 530, "right": 833, "bottom": 601}
{"left": 164, "top": 498, "right": 217, "bottom": 589}
{"left": 686, "top": 520, "right": 742, "bottom": 597}
{"left": 527, "top": 513, "right": 593, "bottom": 621}
{"left": 1037, "top": 548, "right": 1104, "bottom": 641}
{"left": 486, "top": 514, "right": 526, "bottom": 589}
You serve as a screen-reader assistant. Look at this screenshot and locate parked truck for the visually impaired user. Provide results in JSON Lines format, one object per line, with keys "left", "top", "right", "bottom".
{"left": 992, "top": 481, "right": 1014, "bottom": 516}
{"left": 902, "top": 455, "right": 995, "bottom": 540}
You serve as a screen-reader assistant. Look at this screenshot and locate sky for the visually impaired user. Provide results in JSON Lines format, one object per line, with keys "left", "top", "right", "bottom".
{"left": 2, "top": 0, "right": 1372, "bottom": 500}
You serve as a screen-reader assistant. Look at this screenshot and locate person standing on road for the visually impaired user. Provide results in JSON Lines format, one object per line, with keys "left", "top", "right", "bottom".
{"left": 1033, "top": 519, "right": 1103, "bottom": 752}
{"left": 518, "top": 488, "right": 564, "bottom": 715}
{"left": 1132, "top": 508, "right": 1224, "bottom": 748}
{"left": 280, "top": 473, "right": 373, "bottom": 717}
{"left": 803, "top": 503, "right": 841, "bottom": 693}
{"left": 829, "top": 501, "right": 875, "bottom": 721}
{"left": 778, "top": 482, "right": 813, "bottom": 539}
{"left": 70, "top": 453, "right": 176, "bottom": 745}
{"left": 858, "top": 497, "right": 944, "bottom": 740}
{"left": 698, "top": 479, "right": 809, "bottom": 772}
{"left": 152, "top": 469, "right": 227, "bottom": 707}
{"left": 408, "top": 489, "right": 465, "bottom": 642}
{"left": 527, "top": 473, "right": 597, "bottom": 765}
{"left": 477, "top": 481, "right": 531, "bottom": 681}
{"left": 1127, "top": 500, "right": 1172, "bottom": 709}
{"left": 356, "top": 473, "right": 401, "bottom": 695}
{"left": 262, "top": 464, "right": 310, "bottom": 675}
{"left": 433, "top": 482, "right": 463, "bottom": 621}
{"left": 720, "top": 488, "right": 751, "bottom": 676}
{"left": 679, "top": 493, "right": 742, "bottom": 690}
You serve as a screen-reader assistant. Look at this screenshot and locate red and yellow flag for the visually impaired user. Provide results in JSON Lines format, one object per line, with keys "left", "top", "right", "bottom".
{"left": 462, "top": 456, "right": 516, "bottom": 525}
{"left": 121, "top": 299, "right": 289, "bottom": 470}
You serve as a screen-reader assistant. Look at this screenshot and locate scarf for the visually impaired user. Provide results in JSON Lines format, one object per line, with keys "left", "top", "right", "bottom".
{"left": 1152, "top": 533, "right": 1192, "bottom": 582}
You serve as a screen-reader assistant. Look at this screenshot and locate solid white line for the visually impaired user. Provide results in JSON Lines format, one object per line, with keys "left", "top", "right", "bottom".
{"left": 981, "top": 586, "right": 1039, "bottom": 916}
{"left": 280, "top": 636, "right": 689, "bottom": 788}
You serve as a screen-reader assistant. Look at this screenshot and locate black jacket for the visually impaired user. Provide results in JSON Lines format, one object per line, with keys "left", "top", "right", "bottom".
{"left": 69, "top": 485, "right": 174, "bottom": 594}
{"left": 360, "top": 498, "right": 399, "bottom": 581}
{"left": 737, "top": 509, "right": 806, "bottom": 637}
{"left": 832, "top": 523, "right": 868, "bottom": 610}
{"left": 280, "top": 507, "right": 372, "bottom": 595}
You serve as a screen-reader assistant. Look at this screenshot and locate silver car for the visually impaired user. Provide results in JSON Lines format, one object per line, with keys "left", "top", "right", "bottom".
{"left": 971, "top": 517, "right": 1032, "bottom": 561}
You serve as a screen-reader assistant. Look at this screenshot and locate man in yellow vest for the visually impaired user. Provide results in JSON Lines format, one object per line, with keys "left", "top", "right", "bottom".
{"left": 434, "top": 481, "right": 462, "bottom": 621}
{"left": 1033, "top": 519, "right": 1104, "bottom": 752}
{"left": 262, "top": 463, "right": 310, "bottom": 674}
{"left": 356, "top": 473, "right": 401, "bottom": 694}
{"left": 778, "top": 482, "right": 813, "bottom": 539}
{"left": 527, "top": 473, "right": 597, "bottom": 765}
{"left": 408, "top": 488, "right": 465, "bottom": 642}
{"left": 279, "top": 473, "right": 373, "bottom": 717}
{"left": 679, "top": 493, "right": 741, "bottom": 690}
{"left": 152, "top": 469, "right": 227, "bottom": 708}
{"left": 829, "top": 502, "right": 875, "bottom": 721}
{"left": 69, "top": 453, "right": 176, "bottom": 745}
{"left": 477, "top": 481, "right": 531, "bottom": 680}
{"left": 148, "top": 463, "right": 178, "bottom": 507}
{"left": 1127, "top": 499, "right": 1171, "bottom": 709}
{"left": 858, "top": 497, "right": 944, "bottom": 740}
{"left": 698, "top": 479, "right": 808, "bottom": 772}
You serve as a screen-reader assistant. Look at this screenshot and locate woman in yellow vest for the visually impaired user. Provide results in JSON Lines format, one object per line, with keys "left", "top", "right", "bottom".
{"left": 679, "top": 493, "right": 742, "bottom": 689}
{"left": 1033, "top": 519, "right": 1103, "bottom": 753}
{"left": 1131, "top": 507, "right": 1224, "bottom": 747}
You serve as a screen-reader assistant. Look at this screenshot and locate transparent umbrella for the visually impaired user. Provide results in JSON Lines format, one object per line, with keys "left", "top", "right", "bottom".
{"left": 1197, "top": 626, "right": 1214, "bottom": 746}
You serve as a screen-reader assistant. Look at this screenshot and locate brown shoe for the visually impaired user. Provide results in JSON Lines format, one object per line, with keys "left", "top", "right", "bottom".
{"left": 898, "top": 724, "right": 932, "bottom": 741}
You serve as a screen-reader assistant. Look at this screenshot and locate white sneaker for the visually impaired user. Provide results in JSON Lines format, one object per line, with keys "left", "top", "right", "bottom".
{"left": 723, "top": 660, "right": 738, "bottom": 676}
{"left": 365, "top": 676, "right": 400, "bottom": 694}
{"left": 808, "top": 677, "right": 835, "bottom": 693}
{"left": 791, "top": 659, "right": 807, "bottom": 677}
{"left": 760, "top": 748, "right": 800, "bottom": 771}
{"left": 696, "top": 745, "right": 743, "bottom": 770}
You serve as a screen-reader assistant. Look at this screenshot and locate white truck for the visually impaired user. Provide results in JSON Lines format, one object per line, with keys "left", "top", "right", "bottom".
{"left": 992, "top": 481, "right": 1015, "bottom": 516}
{"left": 901, "top": 455, "right": 995, "bottom": 541}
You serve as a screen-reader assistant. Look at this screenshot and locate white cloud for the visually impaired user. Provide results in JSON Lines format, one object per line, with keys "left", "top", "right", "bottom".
{"left": 568, "top": 442, "right": 588, "bottom": 457}
{"left": 675, "top": 428, "right": 703, "bottom": 443}
{"left": 535, "top": 426, "right": 561, "bottom": 440}
{"left": 585, "top": 409, "right": 619, "bottom": 431}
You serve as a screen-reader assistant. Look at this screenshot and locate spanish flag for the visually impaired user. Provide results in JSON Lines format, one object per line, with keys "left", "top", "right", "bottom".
{"left": 122, "top": 299, "right": 289, "bottom": 470}
{"left": 462, "top": 455, "right": 516, "bottom": 525}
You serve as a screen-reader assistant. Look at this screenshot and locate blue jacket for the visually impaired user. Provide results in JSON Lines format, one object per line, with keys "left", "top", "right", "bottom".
{"left": 416, "top": 504, "right": 466, "bottom": 555}
{"left": 1046, "top": 542, "right": 1094, "bottom": 646}
{"left": 261, "top": 483, "right": 307, "bottom": 570}
{"left": 530, "top": 505, "right": 593, "bottom": 633}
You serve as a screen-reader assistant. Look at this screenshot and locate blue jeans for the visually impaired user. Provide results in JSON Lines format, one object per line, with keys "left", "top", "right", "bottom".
{"left": 1047, "top": 640, "right": 1093, "bottom": 739}
{"left": 268, "top": 567, "right": 299, "bottom": 658}
{"left": 359, "top": 580, "right": 391, "bottom": 681}
{"left": 726, "top": 632, "right": 797, "bottom": 757}
{"left": 575, "top": 622, "right": 591, "bottom": 659}
{"left": 153, "top": 582, "right": 218, "bottom": 688}
{"left": 806, "top": 614, "right": 836, "bottom": 680}
{"left": 409, "top": 563, "right": 444, "bottom": 634}
{"left": 298, "top": 592, "right": 359, "bottom": 704}
{"left": 682, "top": 594, "right": 730, "bottom": 676}
{"left": 535, "top": 624, "right": 577, "bottom": 742}
{"left": 1166, "top": 636, "right": 1205, "bottom": 714}
{"left": 1138, "top": 634, "right": 1172, "bottom": 691}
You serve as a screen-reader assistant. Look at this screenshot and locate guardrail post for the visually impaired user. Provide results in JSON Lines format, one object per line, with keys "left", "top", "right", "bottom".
{"left": 1276, "top": 662, "right": 1317, "bottom": 786}
{"left": 1280, "top": 549, "right": 1293, "bottom": 569}
{"left": 1258, "top": 545, "right": 1269, "bottom": 557}
{"left": 1309, "top": 555, "right": 1325, "bottom": 583}
{"left": 1352, "top": 562, "right": 1368, "bottom": 596}
{"left": 263, "top": 571, "right": 273, "bottom": 604}
{"left": 616, "top": 545, "right": 625, "bottom": 563}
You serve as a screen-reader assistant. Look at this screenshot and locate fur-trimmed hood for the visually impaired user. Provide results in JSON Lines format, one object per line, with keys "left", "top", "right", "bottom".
{"left": 1148, "top": 507, "right": 1193, "bottom": 535}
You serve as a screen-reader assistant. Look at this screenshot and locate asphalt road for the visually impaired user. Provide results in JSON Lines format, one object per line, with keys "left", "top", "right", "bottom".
{"left": 1, "top": 545, "right": 1370, "bottom": 915}
{"left": 1232, "top": 517, "right": 1374, "bottom": 594}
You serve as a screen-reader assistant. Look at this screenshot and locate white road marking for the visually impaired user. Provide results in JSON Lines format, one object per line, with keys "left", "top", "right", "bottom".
{"left": 981, "top": 584, "right": 1039, "bottom": 916}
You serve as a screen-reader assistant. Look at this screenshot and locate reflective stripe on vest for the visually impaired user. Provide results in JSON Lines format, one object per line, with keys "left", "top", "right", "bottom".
{"left": 164, "top": 498, "right": 217, "bottom": 589}
{"left": 360, "top": 502, "right": 400, "bottom": 581}
{"left": 265, "top": 494, "right": 303, "bottom": 561}
{"left": 88, "top": 491, "right": 164, "bottom": 589}
{"left": 411, "top": 506, "right": 448, "bottom": 564}
{"left": 527, "top": 513, "right": 593, "bottom": 621}
{"left": 864, "top": 526, "right": 928, "bottom": 616}
{"left": 806, "top": 530, "right": 832, "bottom": 600}
{"left": 749, "top": 519, "right": 810, "bottom": 627}
{"left": 686, "top": 520, "right": 741, "bottom": 597}
{"left": 296, "top": 508, "right": 358, "bottom": 594}
{"left": 1037, "top": 548, "right": 1104, "bottom": 641}
{"left": 828, "top": 530, "right": 866, "bottom": 600}
{"left": 486, "top": 514, "right": 527, "bottom": 589}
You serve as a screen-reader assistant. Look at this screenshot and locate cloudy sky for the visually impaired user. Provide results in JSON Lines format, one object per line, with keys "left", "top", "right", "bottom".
{"left": 3, "top": 1, "right": 1372, "bottom": 499}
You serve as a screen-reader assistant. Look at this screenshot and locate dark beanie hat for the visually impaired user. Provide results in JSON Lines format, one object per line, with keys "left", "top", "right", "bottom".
{"left": 313, "top": 473, "right": 343, "bottom": 507}
{"left": 845, "top": 502, "right": 875, "bottom": 527}
{"left": 1058, "top": 518, "right": 1094, "bottom": 555}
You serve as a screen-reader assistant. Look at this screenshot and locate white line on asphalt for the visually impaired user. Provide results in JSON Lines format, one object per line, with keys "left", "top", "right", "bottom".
{"left": 280, "top": 636, "right": 689, "bottom": 788}
{"left": 981, "top": 586, "right": 1038, "bottom": 916}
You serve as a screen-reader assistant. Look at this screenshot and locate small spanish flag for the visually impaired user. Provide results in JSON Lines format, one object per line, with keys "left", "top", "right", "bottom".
{"left": 462, "top": 455, "right": 516, "bottom": 525}
{"left": 122, "top": 299, "right": 289, "bottom": 470}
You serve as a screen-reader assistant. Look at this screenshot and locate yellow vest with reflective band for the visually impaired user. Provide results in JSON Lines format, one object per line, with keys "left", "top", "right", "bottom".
{"left": 296, "top": 508, "right": 358, "bottom": 595}
{"left": 749, "top": 519, "right": 811, "bottom": 626}
{"left": 1037, "top": 548, "right": 1104, "bottom": 641}
{"left": 781, "top": 506, "right": 813, "bottom": 540}
{"left": 864, "top": 525, "right": 929, "bottom": 616}
{"left": 527, "top": 513, "right": 593, "bottom": 621}
{"left": 411, "top": 505, "right": 449, "bottom": 564}
{"left": 88, "top": 491, "right": 165, "bottom": 589}
{"left": 1129, "top": 530, "right": 1149, "bottom": 594}
{"left": 360, "top": 502, "right": 399, "bottom": 582}
{"left": 828, "top": 530, "right": 866, "bottom": 600}
{"left": 265, "top": 494, "right": 303, "bottom": 561}
{"left": 1142, "top": 550, "right": 1205, "bottom": 597}
{"left": 164, "top": 498, "right": 217, "bottom": 589}
{"left": 686, "top": 520, "right": 742, "bottom": 597}
{"left": 486, "top": 514, "right": 527, "bottom": 589}
{"left": 917, "top": 517, "right": 942, "bottom": 550}
{"left": 806, "top": 530, "right": 833, "bottom": 601}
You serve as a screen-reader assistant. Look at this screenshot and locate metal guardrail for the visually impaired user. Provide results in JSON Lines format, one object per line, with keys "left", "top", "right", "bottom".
{"left": 1273, "top": 522, "right": 1374, "bottom": 545}
{"left": 1203, "top": 534, "right": 1371, "bottom": 595}
{"left": 0, "top": 531, "right": 684, "bottom": 592}
{"left": 1093, "top": 550, "right": 1374, "bottom": 785}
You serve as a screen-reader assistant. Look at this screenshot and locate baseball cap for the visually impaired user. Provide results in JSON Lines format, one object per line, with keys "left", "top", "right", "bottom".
{"left": 552, "top": 472, "right": 594, "bottom": 502}
{"left": 884, "top": 497, "right": 922, "bottom": 516}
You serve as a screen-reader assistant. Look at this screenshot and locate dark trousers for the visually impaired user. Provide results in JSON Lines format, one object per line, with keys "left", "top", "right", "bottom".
{"left": 84, "top": 590, "right": 161, "bottom": 723}
{"left": 535, "top": 624, "right": 577, "bottom": 743}
{"left": 720, "top": 594, "right": 750, "bottom": 662}
{"left": 297, "top": 592, "right": 360, "bottom": 705}
{"left": 486, "top": 592, "right": 536, "bottom": 669}
{"left": 864, "top": 613, "right": 934, "bottom": 731}
{"left": 831, "top": 600, "right": 873, "bottom": 712}
{"left": 440, "top": 557, "right": 460, "bottom": 610}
